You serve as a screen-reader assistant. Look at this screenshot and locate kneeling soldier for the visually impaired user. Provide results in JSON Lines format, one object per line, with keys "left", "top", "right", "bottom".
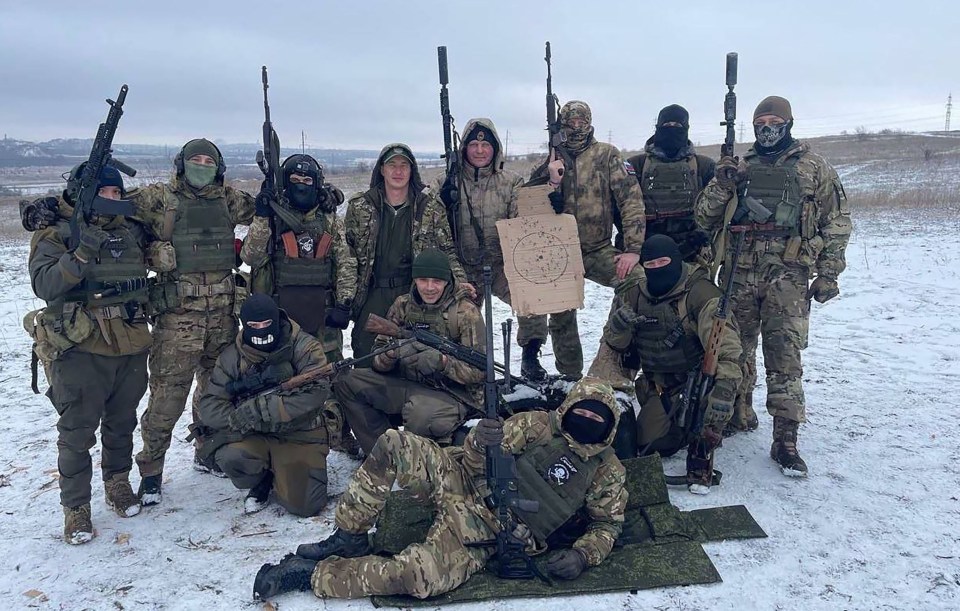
{"left": 334, "top": 248, "right": 485, "bottom": 453}
{"left": 589, "top": 235, "right": 742, "bottom": 493}
{"left": 197, "top": 294, "right": 331, "bottom": 516}
{"left": 253, "top": 378, "right": 627, "bottom": 601}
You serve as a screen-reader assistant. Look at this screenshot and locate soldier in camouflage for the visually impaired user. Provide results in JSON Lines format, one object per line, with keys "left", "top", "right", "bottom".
{"left": 344, "top": 143, "right": 466, "bottom": 360}
{"left": 128, "top": 138, "right": 255, "bottom": 501}
{"left": 240, "top": 154, "right": 354, "bottom": 362}
{"left": 252, "top": 377, "right": 627, "bottom": 601}
{"left": 197, "top": 295, "right": 332, "bottom": 516}
{"left": 334, "top": 249, "right": 485, "bottom": 453}
{"left": 626, "top": 105, "right": 715, "bottom": 263}
{"left": 433, "top": 118, "right": 551, "bottom": 377}
{"left": 536, "top": 101, "right": 646, "bottom": 379}
{"left": 26, "top": 165, "right": 151, "bottom": 544}
{"left": 695, "top": 96, "right": 852, "bottom": 476}
{"left": 588, "top": 235, "right": 742, "bottom": 493}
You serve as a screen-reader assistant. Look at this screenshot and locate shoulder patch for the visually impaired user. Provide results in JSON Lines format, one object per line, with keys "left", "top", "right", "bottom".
{"left": 623, "top": 161, "right": 636, "bottom": 176}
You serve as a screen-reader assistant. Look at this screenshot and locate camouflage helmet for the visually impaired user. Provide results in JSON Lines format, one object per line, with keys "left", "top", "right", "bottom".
{"left": 63, "top": 162, "right": 125, "bottom": 204}
{"left": 560, "top": 100, "right": 592, "bottom": 126}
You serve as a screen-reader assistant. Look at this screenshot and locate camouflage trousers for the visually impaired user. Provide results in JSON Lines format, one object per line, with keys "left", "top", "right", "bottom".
{"left": 463, "top": 263, "right": 547, "bottom": 348}
{"left": 335, "top": 368, "right": 473, "bottom": 454}
{"left": 727, "top": 265, "right": 809, "bottom": 424}
{"left": 48, "top": 350, "right": 148, "bottom": 508}
{"left": 136, "top": 306, "right": 238, "bottom": 477}
{"left": 527, "top": 244, "right": 623, "bottom": 378}
{"left": 312, "top": 429, "right": 496, "bottom": 599}
{"left": 215, "top": 430, "right": 329, "bottom": 517}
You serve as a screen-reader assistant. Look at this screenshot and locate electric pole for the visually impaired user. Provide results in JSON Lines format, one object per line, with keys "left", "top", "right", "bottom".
{"left": 946, "top": 93, "right": 953, "bottom": 132}
{"left": 505, "top": 129, "right": 510, "bottom": 158}
{"left": 607, "top": 130, "right": 613, "bottom": 145}
{"left": 739, "top": 121, "right": 745, "bottom": 142}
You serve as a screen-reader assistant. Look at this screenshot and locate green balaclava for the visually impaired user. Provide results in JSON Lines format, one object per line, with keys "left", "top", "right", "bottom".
{"left": 560, "top": 100, "right": 594, "bottom": 154}
{"left": 180, "top": 138, "right": 222, "bottom": 189}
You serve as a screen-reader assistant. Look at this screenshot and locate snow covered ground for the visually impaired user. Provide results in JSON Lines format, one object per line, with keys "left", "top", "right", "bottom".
{"left": 0, "top": 207, "right": 958, "bottom": 610}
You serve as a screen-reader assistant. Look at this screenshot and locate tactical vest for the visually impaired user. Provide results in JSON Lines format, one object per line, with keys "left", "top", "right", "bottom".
{"left": 168, "top": 193, "right": 236, "bottom": 274}
{"left": 632, "top": 275, "right": 716, "bottom": 375}
{"left": 742, "top": 155, "right": 806, "bottom": 236}
{"left": 641, "top": 156, "right": 701, "bottom": 219}
{"left": 514, "top": 436, "right": 608, "bottom": 543}
{"left": 404, "top": 294, "right": 460, "bottom": 339}
{"left": 58, "top": 223, "right": 149, "bottom": 308}
{"left": 270, "top": 215, "right": 335, "bottom": 289}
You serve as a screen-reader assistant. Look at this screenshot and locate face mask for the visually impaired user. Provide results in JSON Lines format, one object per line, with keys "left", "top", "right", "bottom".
{"left": 285, "top": 183, "right": 317, "bottom": 211}
{"left": 653, "top": 126, "right": 688, "bottom": 158}
{"left": 240, "top": 294, "right": 281, "bottom": 352}
{"left": 183, "top": 161, "right": 218, "bottom": 189}
{"left": 242, "top": 319, "right": 280, "bottom": 352}
{"left": 561, "top": 400, "right": 614, "bottom": 446}
{"left": 644, "top": 257, "right": 683, "bottom": 297}
{"left": 562, "top": 125, "right": 594, "bottom": 152}
{"left": 754, "top": 122, "right": 790, "bottom": 148}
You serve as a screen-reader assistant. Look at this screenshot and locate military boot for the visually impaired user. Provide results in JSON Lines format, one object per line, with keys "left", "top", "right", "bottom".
{"left": 138, "top": 474, "right": 162, "bottom": 506}
{"left": 723, "top": 401, "right": 759, "bottom": 437}
{"left": 520, "top": 339, "right": 548, "bottom": 381}
{"left": 193, "top": 451, "right": 228, "bottom": 478}
{"left": 771, "top": 416, "right": 808, "bottom": 477}
{"left": 63, "top": 503, "right": 94, "bottom": 545}
{"left": 104, "top": 473, "right": 142, "bottom": 518}
{"left": 253, "top": 553, "right": 318, "bottom": 600}
{"left": 295, "top": 528, "right": 372, "bottom": 561}
{"left": 686, "top": 431, "right": 721, "bottom": 495}
{"left": 244, "top": 471, "right": 273, "bottom": 514}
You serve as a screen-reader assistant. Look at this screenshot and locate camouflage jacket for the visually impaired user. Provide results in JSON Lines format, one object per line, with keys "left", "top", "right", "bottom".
{"left": 372, "top": 282, "right": 485, "bottom": 407}
{"left": 127, "top": 175, "right": 255, "bottom": 312}
{"left": 28, "top": 205, "right": 153, "bottom": 357}
{"left": 198, "top": 313, "right": 330, "bottom": 437}
{"left": 551, "top": 138, "right": 646, "bottom": 254}
{"left": 695, "top": 140, "right": 852, "bottom": 279}
{"left": 240, "top": 202, "right": 357, "bottom": 305}
{"left": 461, "top": 378, "right": 628, "bottom": 566}
{"left": 589, "top": 264, "right": 742, "bottom": 390}
{"left": 431, "top": 118, "right": 523, "bottom": 281}
{"left": 345, "top": 143, "right": 465, "bottom": 315}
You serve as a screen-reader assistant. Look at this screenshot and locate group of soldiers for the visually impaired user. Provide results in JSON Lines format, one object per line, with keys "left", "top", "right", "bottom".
{"left": 21, "top": 91, "right": 851, "bottom": 601}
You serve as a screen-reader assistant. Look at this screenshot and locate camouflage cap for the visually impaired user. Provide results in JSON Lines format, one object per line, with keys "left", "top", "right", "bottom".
{"left": 382, "top": 145, "right": 414, "bottom": 165}
{"left": 181, "top": 138, "right": 222, "bottom": 163}
{"left": 560, "top": 100, "right": 592, "bottom": 126}
{"left": 753, "top": 96, "right": 793, "bottom": 121}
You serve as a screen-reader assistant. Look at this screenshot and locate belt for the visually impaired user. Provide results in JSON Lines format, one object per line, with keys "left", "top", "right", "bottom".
{"left": 63, "top": 301, "right": 135, "bottom": 321}
{"left": 177, "top": 278, "right": 233, "bottom": 298}
{"left": 373, "top": 275, "right": 412, "bottom": 289}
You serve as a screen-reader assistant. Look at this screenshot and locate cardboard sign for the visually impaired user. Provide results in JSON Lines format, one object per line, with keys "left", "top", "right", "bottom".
{"left": 514, "top": 184, "right": 555, "bottom": 217}
{"left": 496, "top": 213, "right": 584, "bottom": 316}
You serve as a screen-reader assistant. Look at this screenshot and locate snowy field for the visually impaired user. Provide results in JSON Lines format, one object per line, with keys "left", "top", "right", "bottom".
{"left": 0, "top": 207, "right": 958, "bottom": 610}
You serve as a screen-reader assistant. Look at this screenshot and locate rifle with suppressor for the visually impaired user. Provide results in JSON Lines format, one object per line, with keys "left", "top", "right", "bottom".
{"left": 479, "top": 266, "right": 546, "bottom": 581}
{"left": 437, "top": 46, "right": 461, "bottom": 241}
{"left": 710, "top": 52, "right": 740, "bottom": 278}
{"left": 363, "top": 313, "right": 527, "bottom": 389}
{"left": 70, "top": 85, "right": 137, "bottom": 245}
{"left": 256, "top": 66, "right": 281, "bottom": 257}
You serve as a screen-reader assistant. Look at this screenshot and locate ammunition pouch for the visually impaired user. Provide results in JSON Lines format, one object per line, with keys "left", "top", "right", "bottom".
{"left": 22, "top": 305, "right": 95, "bottom": 364}
{"left": 148, "top": 280, "right": 181, "bottom": 316}
{"left": 321, "top": 399, "right": 344, "bottom": 448}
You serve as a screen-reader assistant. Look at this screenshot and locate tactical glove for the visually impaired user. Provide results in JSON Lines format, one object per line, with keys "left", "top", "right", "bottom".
{"left": 74, "top": 223, "right": 113, "bottom": 263}
{"left": 439, "top": 177, "right": 459, "bottom": 207}
{"left": 228, "top": 401, "right": 262, "bottom": 434}
{"left": 20, "top": 197, "right": 59, "bottom": 231}
{"left": 715, "top": 156, "right": 744, "bottom": 191}
{"left": 548, "top": 190, "right": 565, "bottom": 214}
{"left": 325, "top": 302, "right": 352, "bottom": 330}
{"left": 545, "top": 549, "right": 587, "bottom": 580}
{"left": 413, "top": 348, "right": 446, "bottom": 380}
{"left": 807, "top": 276, "right": 839, "bottom": 303}
{"left": 605, "top": 304, "right": 638, "bottom": 351}
{"left": 703, "top": 378, "right": 737, "bottom": 432}
{"left": 255, "top": 182, "right": 276, "bottom": 218}
{"left": 474, "top": 418, "right": 504, "bottom": 447}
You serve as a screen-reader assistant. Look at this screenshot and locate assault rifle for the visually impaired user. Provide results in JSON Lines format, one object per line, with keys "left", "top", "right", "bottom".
{"left": 544, "top": 41, "right": 573, "bottom": 172}
{"left": 70, "top": 84, "right": 137, "bottom": 244}
{"left": 710, "top": 52, "right": 740, "bottom": 278}
{"left": 480, "top": 266, "right": 545, "bottom": 581}
{"left": 256, "top": 66, "right": 281, "bottom": 254}
{"left": 363, "top": 314, "right": 527, "bottom": 389}
{"left": 437, "top": 46, "right": 461, "bottom": 241}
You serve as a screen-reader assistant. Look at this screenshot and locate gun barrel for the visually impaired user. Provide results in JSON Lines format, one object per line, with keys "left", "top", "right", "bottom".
{"left": 109, "top": 158, "right": 137, "bottom": 178}
{"left": 438, "top": 46, "right": 449, "bottom": 85}
{"left": 115, "top": 84, "right": 129, "bottom": 106}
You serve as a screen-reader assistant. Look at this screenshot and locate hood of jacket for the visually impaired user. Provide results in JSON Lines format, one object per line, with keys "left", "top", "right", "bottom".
{"left": 368, "top": 142, "right": 426, "bottom": 195}
{"left": 551, "top": 376, "right": 621, "bottom": 459}
{"left": 459, "top": 117, "right": 506, "bottom": 179}
{"left": 643, "top": 135, "right": 696, "bottom": 162}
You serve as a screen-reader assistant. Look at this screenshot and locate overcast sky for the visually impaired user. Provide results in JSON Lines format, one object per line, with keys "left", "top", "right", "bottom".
{"left": 1, "top": 1, "right": 956, "bottom": 154}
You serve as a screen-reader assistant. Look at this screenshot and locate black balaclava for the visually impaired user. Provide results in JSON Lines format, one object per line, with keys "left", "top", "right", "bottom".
{"left": 562, "top": 399, "right": 615, "bottom": 446}
{"left": 653, "top": 104, "right": 690, "bottom": 159}
{"left": 642, "top": 234, "right": 683, "bottom": 297}
{"left": 281, "top": 154, "right": 321, "bottom": 212}
{"left": 240, "top": 294, "right": 281, "bottom": 352}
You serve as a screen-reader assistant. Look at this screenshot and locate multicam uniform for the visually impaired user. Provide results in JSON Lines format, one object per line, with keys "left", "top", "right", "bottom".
{"left": 197, "top": 313, "right": 332, "bottom": 517}
{"left": 131, "top": 173, "right": 254, "bottom": 477}
{"left": 335, "top": 282, "right": 485, "bottom": 453}
{"left": 695, "top": 139, "right": 851, "bottom": 429}
{"left": 310, "top": 378, "right": 627, "bottom": 599}
{"left": 344, "top": 143, "right": 465, "bottom": 359}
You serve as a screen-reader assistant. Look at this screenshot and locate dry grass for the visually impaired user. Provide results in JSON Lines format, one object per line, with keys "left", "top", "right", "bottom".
{"left": 846, "top": 186, "right": 959, "bottom": 210}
